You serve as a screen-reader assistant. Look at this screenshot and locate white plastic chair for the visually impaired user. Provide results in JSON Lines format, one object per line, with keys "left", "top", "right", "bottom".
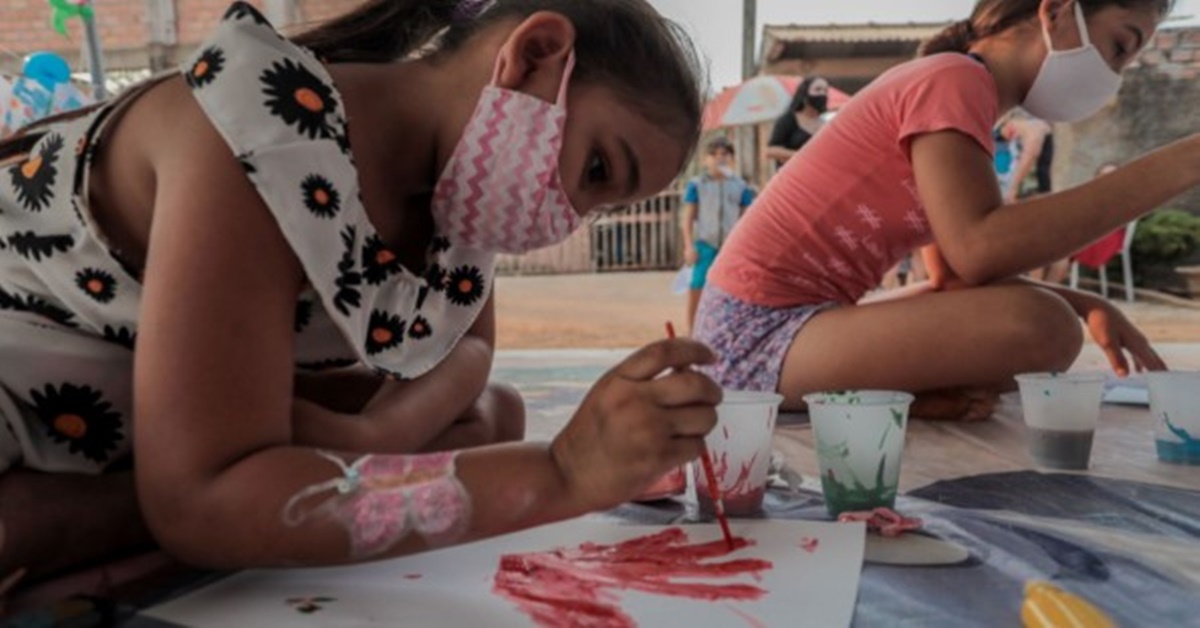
{"left": 1069, "top": 219, "right": 1139, "bottom": 303}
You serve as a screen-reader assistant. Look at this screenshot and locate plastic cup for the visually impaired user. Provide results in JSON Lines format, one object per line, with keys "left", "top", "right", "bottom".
{"left": 1015, "top": 372, "right": 1106, "bottom": 470}
{"left": 693, "top": 390, "right": 783, "bottom": 517}
{"left": 1147, "top": 371, "right": 1200, "bottom": 465}
{"left": 635, "top": 465, "right": 687, "bottom": 502}
{"left": 804, "top": 391, "right": 914, "bottom": 518}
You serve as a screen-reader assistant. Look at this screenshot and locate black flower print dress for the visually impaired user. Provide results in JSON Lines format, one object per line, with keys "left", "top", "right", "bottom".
{"left": 0, "top": 3, "right": 494, "bottom": 475}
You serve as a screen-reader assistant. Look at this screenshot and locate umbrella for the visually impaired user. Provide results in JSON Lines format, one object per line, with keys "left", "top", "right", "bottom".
{"left": 703, "top": 75, "right": 850, "bottom": 131}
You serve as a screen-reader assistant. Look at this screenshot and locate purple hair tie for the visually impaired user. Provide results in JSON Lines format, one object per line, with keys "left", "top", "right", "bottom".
{"left": 452, "top": 0, "right": 494, "bottom": 22}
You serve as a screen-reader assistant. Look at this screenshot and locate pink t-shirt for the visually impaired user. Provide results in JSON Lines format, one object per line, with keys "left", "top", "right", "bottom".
{"left": 709, "top": 54, "right": 999, "bottom": 306}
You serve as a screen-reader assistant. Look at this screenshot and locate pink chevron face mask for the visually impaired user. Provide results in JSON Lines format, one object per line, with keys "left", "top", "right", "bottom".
{"left": 431, "top": 50, "right": 582, "bottom": 254}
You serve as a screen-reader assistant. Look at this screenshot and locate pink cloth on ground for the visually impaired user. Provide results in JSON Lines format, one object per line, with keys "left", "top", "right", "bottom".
{"left": 709, "top": 54, "right": 999, "bottom": 307}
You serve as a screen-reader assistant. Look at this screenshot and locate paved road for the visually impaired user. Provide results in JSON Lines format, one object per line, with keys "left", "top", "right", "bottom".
{"left": 495, "top": 271, "right": 1200, "bottom": 349}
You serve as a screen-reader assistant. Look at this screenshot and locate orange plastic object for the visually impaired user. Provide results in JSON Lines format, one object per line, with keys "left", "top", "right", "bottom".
{"left": 1021, "top": 581, "right": 1115, "bottom": 628}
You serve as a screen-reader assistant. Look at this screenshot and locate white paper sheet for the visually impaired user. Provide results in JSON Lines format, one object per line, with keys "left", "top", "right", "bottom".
{"left": 143, "top": 519, "right": 865, "bottom": 627}
{"left": 1104, "top": 375, "right": 1149, "bottom": 406}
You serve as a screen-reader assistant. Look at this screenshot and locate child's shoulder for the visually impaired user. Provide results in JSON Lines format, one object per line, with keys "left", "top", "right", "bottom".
{"left": 879, "top": 53, "right": 992, "bottom": 92}
{"left": 844, "top": 52, "right": 994, "bottom": 122}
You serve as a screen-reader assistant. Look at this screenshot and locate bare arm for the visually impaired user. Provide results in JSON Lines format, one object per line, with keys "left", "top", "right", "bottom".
{"left": 765, "top": 146, "right": 798, "bottom": 163}
{"left": 681, "top": 202, "right": 698, "bottom": 265}
{"left": 291, "top": 295, "right": 496, "bottom": 451}
{"left": 134, "top": 86, "right": 719, "bottom": 569}
{"left": 681, "top": 202, "right": 697, "bottom": 243}
{"left": 911, "top": 130, "right": 1200, "bottom": 285}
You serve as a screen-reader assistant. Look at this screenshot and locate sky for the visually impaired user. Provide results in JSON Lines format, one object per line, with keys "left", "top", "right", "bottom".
{"left": 648, "top": 0, "right": 1200, "bottom": 90}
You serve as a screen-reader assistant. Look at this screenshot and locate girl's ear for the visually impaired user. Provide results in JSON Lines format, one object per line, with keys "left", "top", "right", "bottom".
{"left": 1038, "top": 0, "right": 1084, "bottom": 51}
{"left": 492, "top": 11, "right": 576, "bottom": 103}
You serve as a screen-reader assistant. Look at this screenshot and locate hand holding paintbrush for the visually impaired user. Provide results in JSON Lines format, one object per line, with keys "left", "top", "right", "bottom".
{"left": 548, "top": 331, "right": 722, "bottom": 518}
{"left": 666, "top": 322, "right": 735, "bottom": 550}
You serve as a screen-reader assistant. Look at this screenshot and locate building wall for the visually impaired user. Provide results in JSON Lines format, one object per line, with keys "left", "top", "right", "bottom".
{"left": 1054, "top": 26, "right": 1200, "bottom": 215}
{"left": 1, "top": 0, "right": 364, "bottom": 73}
{"left": 764, "top": 56, "right": 909, "bottom": 94}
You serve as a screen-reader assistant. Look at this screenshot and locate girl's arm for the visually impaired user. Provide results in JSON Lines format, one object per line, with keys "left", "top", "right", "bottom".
{"left": 133, "top": 86, "right": 719, "bottom": 569}
{"left": 911, "top": 130, "right": 1200, "bottom": 285}
{"left": 290, "top": 295, "right": 497, "bottom": 452}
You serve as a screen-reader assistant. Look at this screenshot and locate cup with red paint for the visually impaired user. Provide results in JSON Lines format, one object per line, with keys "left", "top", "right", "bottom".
{"left": 804, "top": 390, "right": 914, "bottom": 518}
{"left": 693, "top": 390, "right": 783, "bottom": 517}
{"left": 634, "top": 465, "right": 687, "bottom": 502}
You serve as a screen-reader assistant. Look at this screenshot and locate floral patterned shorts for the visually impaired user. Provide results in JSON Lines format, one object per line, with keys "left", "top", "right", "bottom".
{"left": 693, "top": 286, "right": 836, "bottom": 393}
{"left": 0, "top": 313, "right": 135, "bottom": 474}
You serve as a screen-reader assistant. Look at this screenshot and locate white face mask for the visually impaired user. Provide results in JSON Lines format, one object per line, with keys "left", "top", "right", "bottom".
{"left": 1022, "top": 2, "right": 1123, "bottom": 123}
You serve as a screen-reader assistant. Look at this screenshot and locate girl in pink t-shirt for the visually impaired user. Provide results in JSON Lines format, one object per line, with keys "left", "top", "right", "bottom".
{"left": 695, "top": 0, "right": 1181, "bottom": 420}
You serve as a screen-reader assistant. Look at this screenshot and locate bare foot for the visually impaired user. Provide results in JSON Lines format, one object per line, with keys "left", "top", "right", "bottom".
{"left": 910, "top": 387, "right": 1000, "bottom": 422}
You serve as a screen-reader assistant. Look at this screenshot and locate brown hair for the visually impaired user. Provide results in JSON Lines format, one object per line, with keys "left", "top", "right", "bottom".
{"left": 787, "top": 76, "right": 828, "bottom": 113}
{"left": 705, "top": 136, "right": 735, "bottom": 155}
{"left": 919, "top": 0, "right": 1175, "bottom": 56}
{"left": 294, "top": 0, "right": 705, "bottom": 157}
{"left": 4, "top": 0, "right": 705, "bottom": 171}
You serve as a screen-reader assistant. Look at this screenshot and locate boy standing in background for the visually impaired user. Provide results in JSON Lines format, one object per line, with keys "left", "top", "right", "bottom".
{"left": 681, "top": 137, "right": 756, "bottom": 333}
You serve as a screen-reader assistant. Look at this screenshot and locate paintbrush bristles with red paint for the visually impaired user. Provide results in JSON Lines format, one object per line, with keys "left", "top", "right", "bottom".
{"left": 665, "top": 322, "right": 735, "bottom": 551}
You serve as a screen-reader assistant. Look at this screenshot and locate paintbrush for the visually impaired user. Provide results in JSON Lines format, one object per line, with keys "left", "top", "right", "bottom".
{"left": 665, "top": 322, "right": 735, "bottom": 551}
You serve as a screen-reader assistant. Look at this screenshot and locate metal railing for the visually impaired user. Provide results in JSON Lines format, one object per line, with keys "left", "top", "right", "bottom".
{"left": 496, "top": 192, "right": 683, "bottom": 275}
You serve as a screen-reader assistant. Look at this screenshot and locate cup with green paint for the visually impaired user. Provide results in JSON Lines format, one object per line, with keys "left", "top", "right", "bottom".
{"left": 804, "top": 390, "right": 914, "bottom": 518}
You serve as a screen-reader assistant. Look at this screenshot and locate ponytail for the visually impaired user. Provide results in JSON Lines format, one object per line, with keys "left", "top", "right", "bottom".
{"left": 919, "top": 0, "right": 1176, "bottom": 58}
{"left": 919, "top": 19, "right": 975, "bottom": 57}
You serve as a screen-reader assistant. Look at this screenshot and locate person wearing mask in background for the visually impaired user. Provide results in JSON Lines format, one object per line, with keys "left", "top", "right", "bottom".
{"left": 681, "top": 137, "right": 756, "bottom": 333}
{"left": 766, "top": 76, "right": 830, "bottom": 169}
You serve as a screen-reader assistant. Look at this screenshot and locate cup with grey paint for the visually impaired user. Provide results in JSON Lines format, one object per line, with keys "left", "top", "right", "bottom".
{"left": 1015, "top": 372, "right": 1107, "bottom": 470}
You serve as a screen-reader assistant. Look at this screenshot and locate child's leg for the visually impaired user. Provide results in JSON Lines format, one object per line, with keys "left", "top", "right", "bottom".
{"left": 779, "top": 283, "right": 1083, "bottom": 413}
{"left": 0, "top": 469, "right": 151, "bottom": 582}
{"left": 688, "top": 242, "right": 718, "bottom": 335}
{"left": 0, "top": 316, "right": 150, "bottom": 581}
{"left": 687, "top": 289, "right": 702, "bottom": 335}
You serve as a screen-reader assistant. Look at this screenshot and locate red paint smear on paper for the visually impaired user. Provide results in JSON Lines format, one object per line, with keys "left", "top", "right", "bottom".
{"left": 403, "top": 573, "right": 423, "bottom": 580}
{"left": 726, "top": 603, "right": 768, "bottom": 628}
{"left": 493, "top": 527, "right": 772, "bottom": 628}
{"left": 798, "top": 537, "right": 819, "bottom": 554}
